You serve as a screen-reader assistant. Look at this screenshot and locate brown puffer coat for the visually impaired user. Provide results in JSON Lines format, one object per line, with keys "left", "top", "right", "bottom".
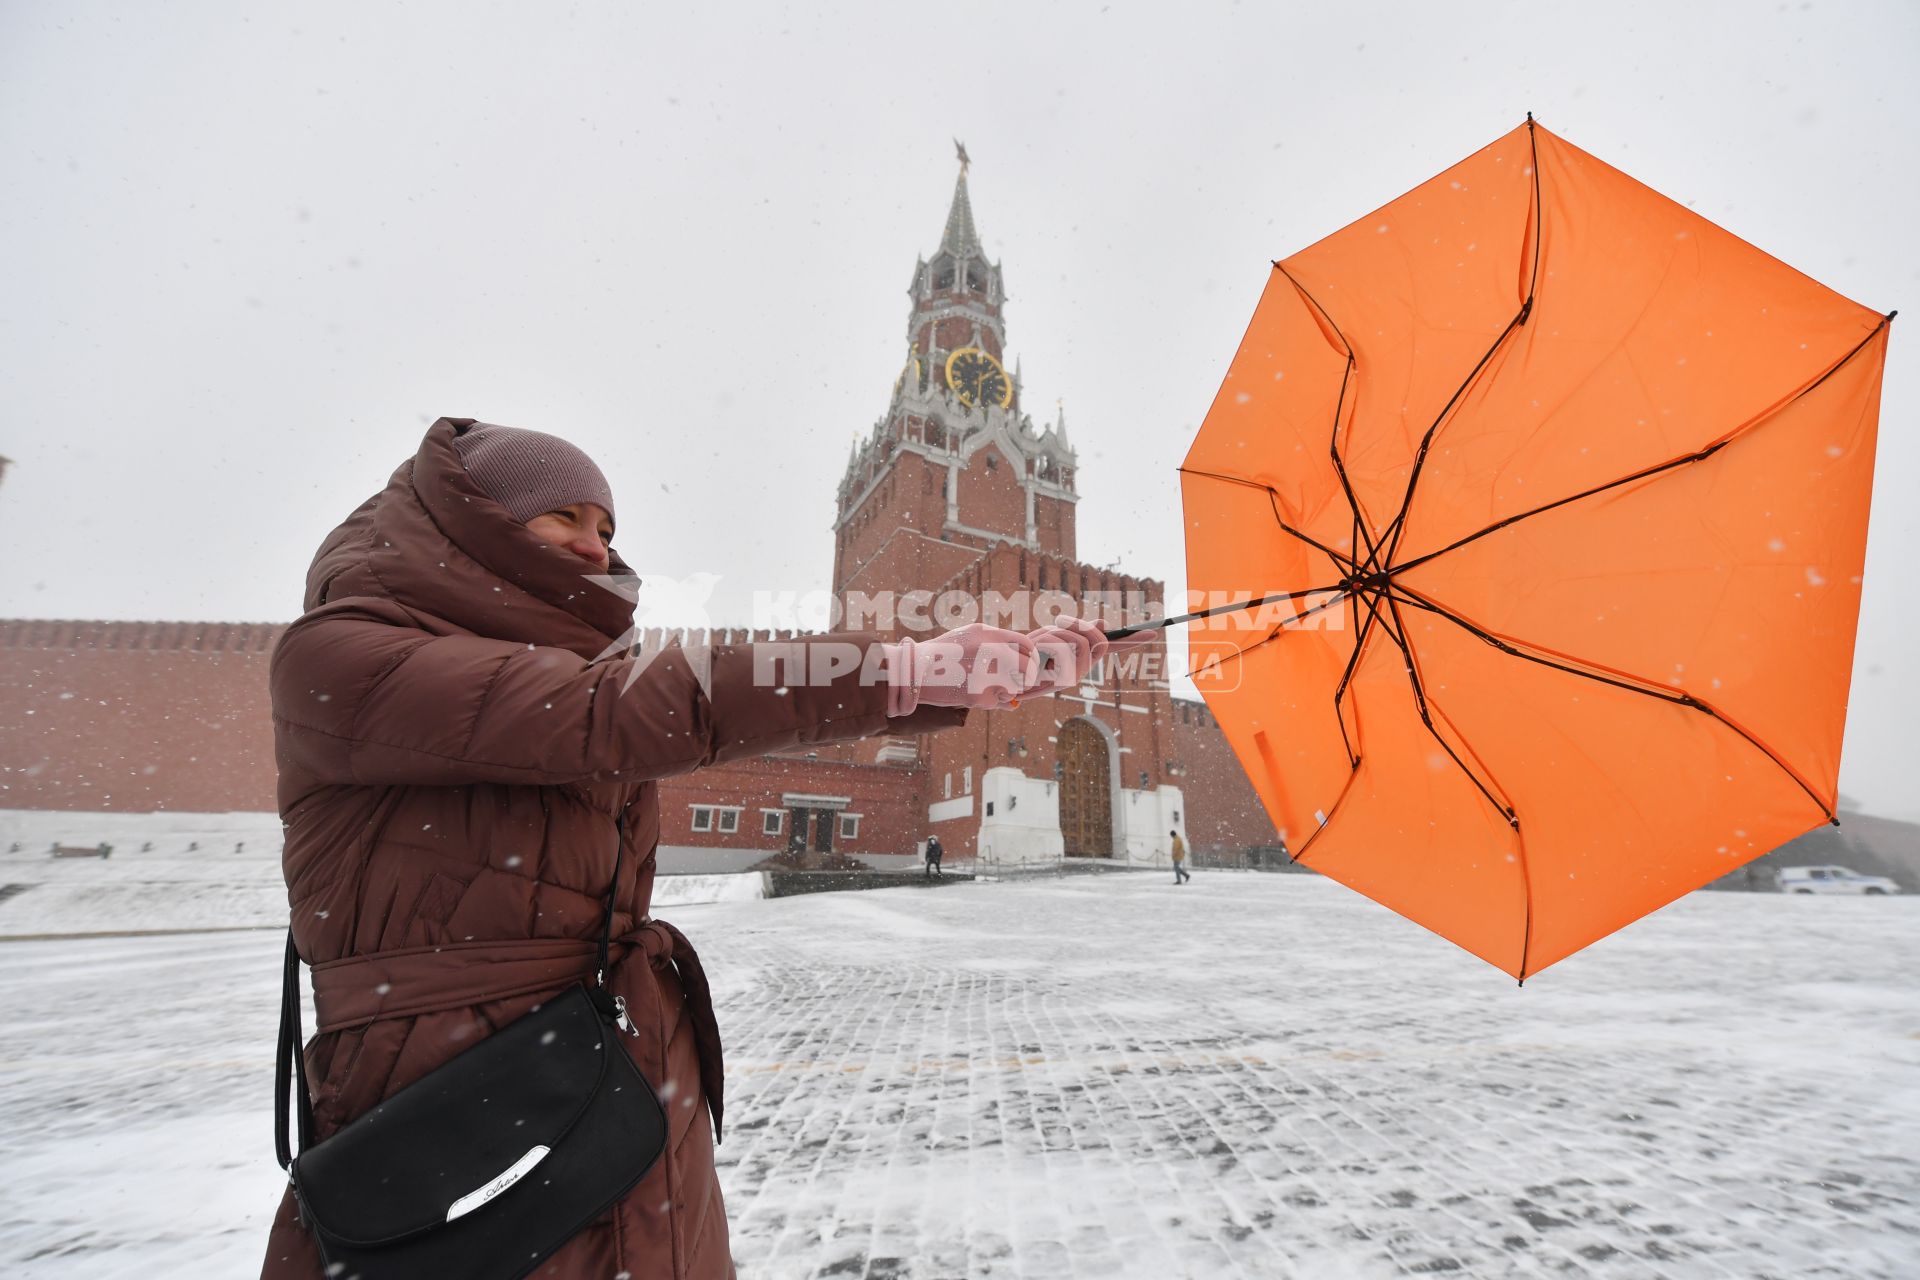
{"left": 259, "top": 418, "right": 964, "bottom": 1279}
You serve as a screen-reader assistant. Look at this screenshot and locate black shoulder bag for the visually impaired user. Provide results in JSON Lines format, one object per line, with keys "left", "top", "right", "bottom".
{"left": 274, "top": 831, "right": 667, "bottom": 1280}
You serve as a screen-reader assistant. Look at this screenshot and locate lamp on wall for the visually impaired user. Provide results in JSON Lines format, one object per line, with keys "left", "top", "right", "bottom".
{"left": 1007, "top": 736, "right": 1029, "bottom": 759}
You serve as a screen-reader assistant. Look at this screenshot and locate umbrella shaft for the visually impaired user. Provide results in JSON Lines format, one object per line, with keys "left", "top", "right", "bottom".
{"left": 1103, "top": 587, "right": 1343, "bottom": 640}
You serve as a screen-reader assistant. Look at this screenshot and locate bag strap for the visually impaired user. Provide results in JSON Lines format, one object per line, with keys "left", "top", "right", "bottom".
{"left": 276, "top": 813, "right": 630, "bottom": 1168}
{"left": 275, "top": 928, "right": 314, "bottom": 1172}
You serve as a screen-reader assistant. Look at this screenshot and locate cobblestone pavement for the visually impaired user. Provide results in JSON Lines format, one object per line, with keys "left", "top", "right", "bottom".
{"left": 0, "top": 872, "right": 1915, "bottom": 1278}
{"left": 704, "top": 874, "right": 1920, "bottom": 1279}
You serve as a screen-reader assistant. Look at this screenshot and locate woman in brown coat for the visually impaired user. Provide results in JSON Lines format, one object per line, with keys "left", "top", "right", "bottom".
{"left": 260, "top": 418, "right": 1112, "bottom": 1278}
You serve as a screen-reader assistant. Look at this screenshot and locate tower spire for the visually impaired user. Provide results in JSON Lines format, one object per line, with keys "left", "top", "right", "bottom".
{"left": 942, "top": 140, "right": 984, "bottom": 259}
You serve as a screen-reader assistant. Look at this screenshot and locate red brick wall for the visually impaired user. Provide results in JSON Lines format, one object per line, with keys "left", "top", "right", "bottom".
{"left": 660, "top": 752, "right": 930, "bottom": 856}
{"left": 924, "top": 316, "right": 1004, "bottom": 363}
{"left": 1036, "top": 494, "right": 1074, "bottom": 561}
{"left": 0, "top": 620, "right": 281, "bottom": 812}
{"left": 953, "top": 442, "right": 1029, "bottom": 541}
{"left": 1170, "top": 696, "right": 1284, "bottom": 854}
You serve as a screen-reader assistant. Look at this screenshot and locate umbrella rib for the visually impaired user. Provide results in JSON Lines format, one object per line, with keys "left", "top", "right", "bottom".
{"left": 1368, "top": 299, "right": 1535, "bottom": 576}
{"left": 1374, "top": 591, "right": 1536, "bottom": 982}
{"left": 1514, "top": 823, "right": 1537, "bottom": 984}
{"left": 1176, "top": 466, "right": 1358, "bottom": 571}
{"left": 1390, "top": 583, "right": 1837, "bottom": 822}
{"left": 1275, "top": 262, "right": 1381, "bottom": 563}
{"left": 1372, "top": 592, "right": 1517, "bottom": 825}
{"left": 1387, "top": 592, "right": 1522, "bottom": 817}
{"left": 1367, "top": 116, "right": 1546, "bottom": 579}
{"left": 1331, "top": 589, "right": 1382, "bottom": 767}
{"left": 1288, "top": 763, "right": 1364, "bottom": 867}
{"left": 1390, "top": 311, "right": 1895, "bottom": 580}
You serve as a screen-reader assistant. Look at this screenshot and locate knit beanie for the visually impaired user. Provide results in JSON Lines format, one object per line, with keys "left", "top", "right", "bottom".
{"left": 451, "top": 423, "right": 617, "bottom": 531}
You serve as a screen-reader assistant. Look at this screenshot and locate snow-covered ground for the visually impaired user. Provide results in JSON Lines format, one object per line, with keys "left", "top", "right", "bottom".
{"left": 2, "top": 850, "right": 1917, "bottom": 1277}
{"left": 0, "top": 811, "right": 766, "bottom": 932}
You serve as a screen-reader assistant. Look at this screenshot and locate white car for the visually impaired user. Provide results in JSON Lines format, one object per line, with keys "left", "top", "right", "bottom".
{"left": 1777, "top": 865, "right": 1902, "bottom": 895}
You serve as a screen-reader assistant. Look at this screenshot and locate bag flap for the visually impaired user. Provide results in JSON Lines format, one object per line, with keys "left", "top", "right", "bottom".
{"left": 292, "top": 984, "right": 613, "bottom": 1246}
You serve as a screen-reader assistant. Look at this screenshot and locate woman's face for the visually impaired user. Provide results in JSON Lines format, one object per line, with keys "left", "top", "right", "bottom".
{"left": 524, "top": 502, "right": 614, "bottom": 571}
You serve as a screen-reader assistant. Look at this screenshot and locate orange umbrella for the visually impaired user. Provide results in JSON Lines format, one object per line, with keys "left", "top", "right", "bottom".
{"left": 1174, "top": 117, "right": 1893, "bottom": 980}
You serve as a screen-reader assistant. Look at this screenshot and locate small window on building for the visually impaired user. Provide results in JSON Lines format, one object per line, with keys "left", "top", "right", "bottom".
{"left": 944, "top": 772, "right": 953, "bottom": 799}
{"left": 985, "top": 801, "right": 995, "bottom": 817}
{"left": 690, "top": 807, "right": 713, "bottom": 832}
{"left": 963, "top": 766, "right": 973, "bottom": 794}
{"left": 762, "top": 811, "right": 782, "bottom": 835}
{"left": 717, "top": 809, "right": 739, "bottom": 834}
{"left": 839, "top": 813, "right": 860, "bottom": 840}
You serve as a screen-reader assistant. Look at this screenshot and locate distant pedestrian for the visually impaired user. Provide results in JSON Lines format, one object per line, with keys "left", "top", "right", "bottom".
{"left": 1171, "top": 830, "right": 1190, "bottom": 884}
{"left": 925, "top": 834, "right": 945, "bottom": 877}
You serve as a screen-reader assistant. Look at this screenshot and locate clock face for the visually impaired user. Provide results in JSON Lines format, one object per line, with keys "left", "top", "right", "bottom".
{"left": 945, "top": 347, "right": 1012, "bottom": 409}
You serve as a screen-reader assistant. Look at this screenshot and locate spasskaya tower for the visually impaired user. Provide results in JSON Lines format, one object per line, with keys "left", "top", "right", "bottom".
{"left": 831, "top": 146, "right": 1080, "bottom": 607}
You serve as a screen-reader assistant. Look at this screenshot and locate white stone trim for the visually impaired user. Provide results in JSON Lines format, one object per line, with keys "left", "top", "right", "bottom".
{"left": 780, "top": 793, "right": 852, "bottom": 809}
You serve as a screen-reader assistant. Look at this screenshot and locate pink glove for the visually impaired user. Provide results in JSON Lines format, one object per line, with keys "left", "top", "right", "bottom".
{"left": 1023, "top": 618, "right": 1110, "bottom": 697}
{"left": 1019, "top": 619, "right": 1161, "bottom": 699}
{"left": 884, "top": 625, "right": 1039, "bottom": 715}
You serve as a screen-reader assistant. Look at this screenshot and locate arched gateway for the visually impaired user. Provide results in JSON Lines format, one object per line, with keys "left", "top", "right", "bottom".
{"left": 1057, "top": 717, "right": 1114, "bottom": 856}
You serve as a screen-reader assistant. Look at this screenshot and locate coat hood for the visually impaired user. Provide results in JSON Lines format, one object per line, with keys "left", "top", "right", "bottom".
{"left": 302, "top": 418, "right": 637, "bottom": 658}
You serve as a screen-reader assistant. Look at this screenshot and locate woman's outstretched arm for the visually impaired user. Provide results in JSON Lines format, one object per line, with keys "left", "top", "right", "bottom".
{"left": 269, "top": 598, "right": 964, "bottom": 789}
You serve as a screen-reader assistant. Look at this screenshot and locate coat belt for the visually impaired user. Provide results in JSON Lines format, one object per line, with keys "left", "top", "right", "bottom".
{"left": 307, "top": 919, "right": 726, "bottom": 1139}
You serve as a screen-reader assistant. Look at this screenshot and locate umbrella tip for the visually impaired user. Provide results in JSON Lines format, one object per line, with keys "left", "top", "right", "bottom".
{"left": 1516, "top": 977, "right": 1525, "bottom": 988}
{"left": 1526, "top": 110, "right": 1534, "bottom": 123}
{"left": 1889, "top": 309, "right": 1899, "bottom": 322}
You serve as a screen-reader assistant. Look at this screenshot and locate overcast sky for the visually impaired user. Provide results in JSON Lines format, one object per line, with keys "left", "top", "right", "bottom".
{"left": 3, "top": 1, "right": 1915, "bottom": 817}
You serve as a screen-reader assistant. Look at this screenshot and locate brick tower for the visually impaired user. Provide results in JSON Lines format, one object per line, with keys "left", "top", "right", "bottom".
{"left": 832, "top": 156, "right": 1079, "bottom": 602}
{"left": 831, "top": 149, "right": 1185, "bottom": 866}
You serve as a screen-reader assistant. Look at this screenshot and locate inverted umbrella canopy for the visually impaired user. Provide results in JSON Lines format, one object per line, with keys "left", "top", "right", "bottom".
{"left": 1181, "top": 118, "right": 1893, "bottom": 980}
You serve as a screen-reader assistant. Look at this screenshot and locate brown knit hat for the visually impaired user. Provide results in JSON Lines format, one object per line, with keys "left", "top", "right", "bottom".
{"left": 451, "top": 422, "right": 617, "bottom": 531}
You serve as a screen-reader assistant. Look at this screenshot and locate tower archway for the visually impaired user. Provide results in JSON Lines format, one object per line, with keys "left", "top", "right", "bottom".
{"left": 1058, "top": 716, "right": 1116, "bottom": 857}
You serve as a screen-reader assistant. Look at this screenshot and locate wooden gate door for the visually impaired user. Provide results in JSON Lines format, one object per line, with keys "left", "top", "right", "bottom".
{"left": 1058, "top": 718, "right": 1113, "bottom": 856}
